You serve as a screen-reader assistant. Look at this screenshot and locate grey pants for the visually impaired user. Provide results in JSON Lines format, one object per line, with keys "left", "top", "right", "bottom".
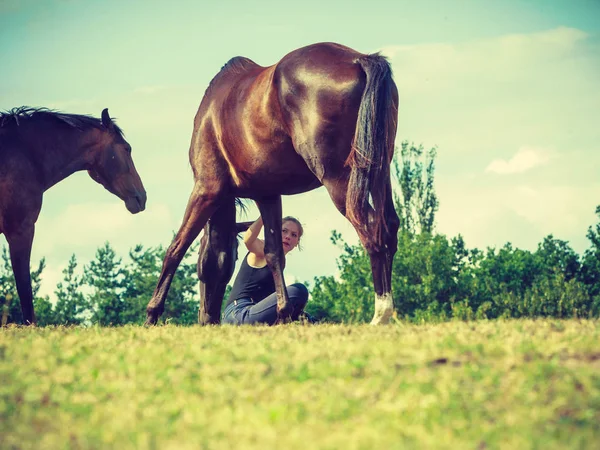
{"left": 222, "top": 283, "right": 309, "bottom": 325}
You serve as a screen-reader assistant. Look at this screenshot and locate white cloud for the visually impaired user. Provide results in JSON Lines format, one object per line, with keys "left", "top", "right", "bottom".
{"left": 485, "top": 146, "right": 553, "bottom": 174}
{"left": 380, "top": 27, "right": 589, "bottom": 91}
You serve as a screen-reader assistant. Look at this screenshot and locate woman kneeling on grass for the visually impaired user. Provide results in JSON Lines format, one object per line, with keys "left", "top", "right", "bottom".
{"left": 222, "top": 216, "right": 309, "bottom": 325}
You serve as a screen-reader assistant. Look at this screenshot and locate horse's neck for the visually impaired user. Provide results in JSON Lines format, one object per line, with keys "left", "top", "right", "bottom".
{"left": 29, "top": 126, "right": 98, "bottom": 190}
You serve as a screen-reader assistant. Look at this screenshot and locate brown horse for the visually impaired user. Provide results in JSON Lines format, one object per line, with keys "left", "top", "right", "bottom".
{"left": 0, "top": 107, "right": 147, "bottom": 324}
{"left": 146, "top": 42, "right": 399, "bottom": 325}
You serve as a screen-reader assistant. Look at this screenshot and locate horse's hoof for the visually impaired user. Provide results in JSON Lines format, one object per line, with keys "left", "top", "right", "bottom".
{"left": 197, "top": 308, "right": 222, "bottom": 326}
{"left": 198, "top": 315, "right": 221, "bottom": 326}
{"left": 369, "top": 312, "right": 392, "bottom": 325}
{"left": 144, "top": 314, "right": 158, "bottom": 326}
{"left": 370, "top": 294, "right": 394, "bottom": 325}
{"left": 370, "top": 306, "right": 393, "bottom": 325}
{"left": 275, "top": 315, "right": 293, "bottom": 325}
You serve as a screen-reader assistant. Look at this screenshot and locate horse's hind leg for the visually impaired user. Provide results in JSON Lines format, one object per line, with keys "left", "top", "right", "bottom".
{"left": 5, "top": 223, "right": 36, "bottom": 325}
{"left": 146, "top": 182, "right": 221, "bottom": 325}
{"left": 321, "top": 176, "right": 399, "bottom": 324}
{"left": 367, "top": 179, "right": 399, "bottom": 324}
{"left": 255, "top": 195, "right": 293, "bottom": 322}
{"left": 197, "top": 199, "right": 237, "bottom": 325}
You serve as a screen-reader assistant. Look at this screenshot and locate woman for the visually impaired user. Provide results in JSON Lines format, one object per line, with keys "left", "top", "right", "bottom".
{"left": 222, "top": 216, "right": 309, "bottom": 325}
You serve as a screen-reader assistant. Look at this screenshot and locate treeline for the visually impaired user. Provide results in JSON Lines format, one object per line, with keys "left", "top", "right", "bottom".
{"left": 0, "top": 243, "right": 202, "bottom": 326}
{"left": 2, "top": 142, "right": 599, "bottom": 325}
{"left": 306, "top": 226, "right": 600, "bottom": 323}
{"left": 307, "top": 143, "right": 600, "bottom": 322}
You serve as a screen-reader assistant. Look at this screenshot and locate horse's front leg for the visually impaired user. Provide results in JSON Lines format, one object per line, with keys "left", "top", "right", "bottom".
{"left": 5, "top": 223, "right": 36, "bottom": 325}
{"left": 197, "top": 200, "right": 237, "bottom": 325}
{"left": 146, "top": 182, "right": 219, "bottom": 325}
{"left": 256, "top": 196, "right": 293, "bottom": 323}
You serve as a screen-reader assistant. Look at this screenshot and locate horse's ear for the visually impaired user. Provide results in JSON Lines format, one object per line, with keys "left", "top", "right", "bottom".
{"left": 101, "top": 108, "right": 114, "bottom": 129}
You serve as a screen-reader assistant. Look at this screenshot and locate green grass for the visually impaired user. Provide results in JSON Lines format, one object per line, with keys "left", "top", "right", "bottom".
{"left": 1, "top": 320, "right": 599, "bottom": 449}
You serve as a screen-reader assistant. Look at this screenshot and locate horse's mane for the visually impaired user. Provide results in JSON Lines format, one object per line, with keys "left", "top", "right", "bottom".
{"left": 205, "top": 56, "right": 260, "bottom": 95}
{"left": 221, "top": 56, "right": 257, "bottom": 74}
{"left": 0, "top": 106, "right": 124, "bottom": 136}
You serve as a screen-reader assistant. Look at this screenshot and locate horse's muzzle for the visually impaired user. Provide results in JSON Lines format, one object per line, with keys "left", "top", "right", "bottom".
{"left": 125, "top": 191, "right": 147, "bottom": 213}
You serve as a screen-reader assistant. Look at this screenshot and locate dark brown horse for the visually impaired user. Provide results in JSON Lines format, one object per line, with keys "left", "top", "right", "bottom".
{"left": 146, "top": 42, "right": 399, "bottom": 325}
{"left": 0, "top": 107, "right": 146, "bottom": 324}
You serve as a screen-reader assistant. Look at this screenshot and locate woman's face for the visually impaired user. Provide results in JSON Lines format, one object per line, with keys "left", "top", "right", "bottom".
{"left": 282, "top": 220, "right": 301, "bottom": 254}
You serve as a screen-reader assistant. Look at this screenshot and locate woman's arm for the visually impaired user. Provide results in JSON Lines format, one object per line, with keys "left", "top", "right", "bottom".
{"left": 243, "top": 217, "right": 265, "bottom": 258}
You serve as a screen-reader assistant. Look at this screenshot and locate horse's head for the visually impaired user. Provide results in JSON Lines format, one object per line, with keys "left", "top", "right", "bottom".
{"left": 88, "top": 108, "right": 147, "bottom": 213}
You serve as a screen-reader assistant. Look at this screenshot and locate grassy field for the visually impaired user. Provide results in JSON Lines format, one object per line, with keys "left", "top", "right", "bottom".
{"left": 1, "top": 320, "right": 599, "bottom": 449}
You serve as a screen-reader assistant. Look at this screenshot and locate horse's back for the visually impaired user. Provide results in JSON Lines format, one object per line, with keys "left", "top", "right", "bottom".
{"left": 200, "top": 42, "right": 366, "bottom": 119}
{"left": 192, "top": 53, "right": 318, "bottom": 195}
{"left": 202, "top": 57, "right": 263, "bottom": 97}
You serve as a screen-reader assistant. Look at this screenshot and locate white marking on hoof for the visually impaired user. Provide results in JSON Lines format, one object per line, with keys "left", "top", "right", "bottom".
{"left": 370, "top": 293, "right": 394, "bottom": 325}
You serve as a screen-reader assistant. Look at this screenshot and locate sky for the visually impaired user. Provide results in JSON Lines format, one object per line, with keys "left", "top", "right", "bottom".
{"left": 1, "top": 0, "right": 599, "bottom": 302}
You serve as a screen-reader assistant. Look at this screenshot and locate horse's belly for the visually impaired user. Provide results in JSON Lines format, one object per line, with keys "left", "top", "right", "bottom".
{"left": 233, "top": 169, "right": 321, "bottom": 198}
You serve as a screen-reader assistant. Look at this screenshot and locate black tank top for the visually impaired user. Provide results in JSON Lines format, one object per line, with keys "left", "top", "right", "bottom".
{"left": 226, "top": 253, "right": 275, "bottom": 307}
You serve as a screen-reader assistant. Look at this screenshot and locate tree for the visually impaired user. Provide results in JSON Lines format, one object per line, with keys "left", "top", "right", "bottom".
{"left": 120, "top": 243, "right": 200, "bottom": 325}
{"left": 306, "top": 231, "right": 374, "bottom": 323}
{"left": 84, "top": 243, "right": 127, "bottom": 325}
{"left": 53, "top": 254, "right": 88, "bottom": 325}
{"left": 580, "top": 206, "right": 600, "bottom": 295}
{"left": 33, "top": 296, "right": 54, "bottom": 326}
{"left": 393, "top": 141, "right": 439, "bottom": 234}
{"left": 579, "top": 206, "right": 600, "bottom": 315}
{"left": 535, "top": 236, "right": 580, "bottom": 281}
{"left": 391, "top": 231, "right": 458, "bottom": 319}
{"left": 120, "top": 245, "right": 161, "bottom": 324}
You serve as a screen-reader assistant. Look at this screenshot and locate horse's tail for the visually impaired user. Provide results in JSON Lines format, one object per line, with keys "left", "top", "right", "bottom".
{"left": 346, "top": 54, "right": 396, "bottom": 246}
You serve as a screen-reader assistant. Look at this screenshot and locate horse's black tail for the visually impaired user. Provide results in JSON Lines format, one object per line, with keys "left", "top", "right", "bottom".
{"left": 346, "top": 54, "right": 397, "bottom": 247}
